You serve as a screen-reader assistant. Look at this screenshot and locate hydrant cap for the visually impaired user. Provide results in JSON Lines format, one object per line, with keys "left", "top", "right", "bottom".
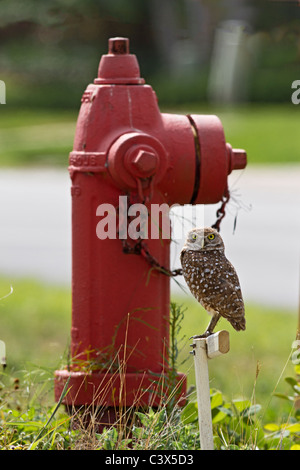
{"left": 95, "top": 37, "right": 145, "bottom": 85}
{"left": 108, "top": 37, "right": 129, "bottom": 55}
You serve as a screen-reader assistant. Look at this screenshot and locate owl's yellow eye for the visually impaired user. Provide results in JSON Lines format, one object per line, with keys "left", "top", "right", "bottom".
{"left": 191, "top": 234, "right": 197, "bottom": 240}
{"left": 207, "top": 234, "right": 215, "bottom": 240}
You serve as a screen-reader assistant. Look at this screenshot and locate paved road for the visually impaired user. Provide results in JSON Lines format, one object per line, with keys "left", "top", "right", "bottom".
{"left": 0, "top": 168, "right": 72, "bottom": 285}
{"left": 0, "top": 166, "right": 299, "bottom": 310}
{"left": 171, "top": 165, "right": 300, "bottom": 310}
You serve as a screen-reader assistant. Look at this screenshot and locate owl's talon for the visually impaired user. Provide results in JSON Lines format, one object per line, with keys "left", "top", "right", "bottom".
{"left": 189, "top": 331, "right": 211, "bottom": 340}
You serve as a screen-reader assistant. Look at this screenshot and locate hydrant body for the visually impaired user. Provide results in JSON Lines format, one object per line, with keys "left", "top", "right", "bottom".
{"left": 54, "top": 38, "right": 246, "bottom": 413}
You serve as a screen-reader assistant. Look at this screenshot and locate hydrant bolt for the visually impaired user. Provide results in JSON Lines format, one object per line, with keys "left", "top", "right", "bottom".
{"left": 132, "top": 149, "right": 158, "bottom": 176}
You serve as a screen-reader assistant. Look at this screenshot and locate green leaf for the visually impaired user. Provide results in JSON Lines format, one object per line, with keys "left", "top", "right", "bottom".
{"left": 295, "top": 409, "right": 300, "bottom": 420}
{"left": 103, "top": 427, "right": 118, "bottom": 450}
{"left": 135, "top": 411, "right": 151, "bottom": 427}
{"left": 6, "top": 420, "right": 43, "bottom": 429}
{"left": 290, "top": 444, "right": 300, "bottom": 450}
{"left": 286, "top": 423, "right": 300, "bottom": 433}
{"left": 273, "top": 393, "right": 294, "bottom": 401}
{"left": 232, "top": 399, "right": 251, "bottom": 413}
{"left": 181, "top": 401, "right": 198, "bottom": 424}
{"left": 285, "top": 377, "right": 300, "bottom": 393}
{"left": 264, "top": 423, "right": 280, "bottom": 432}
{"left": 210, "top": 391, "right": 223, "bottom": 409}
{"left": 294, "top": 364, "right": 300, "bottom": 375}
{"left": 211, "top": 408, "right": 228, "bottom": 424}
{"left": 242, "top": 404, "right": 262, "bottom": 417}
{"left": 285, "top": 376, "right": 298, "bottom": 387}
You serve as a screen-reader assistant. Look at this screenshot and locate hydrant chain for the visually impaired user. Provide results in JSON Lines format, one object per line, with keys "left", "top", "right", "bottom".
{"left": 117, "top": 195, "right": 182, "bottom": 276}
{"left": 122, "top": 237, "right": 183, "bottom": 277}
{"left": 140, "top": 243, "right": 183, "bottom": 277}
{"left": 211, "top": 188, "right": 230, "bottom": 232}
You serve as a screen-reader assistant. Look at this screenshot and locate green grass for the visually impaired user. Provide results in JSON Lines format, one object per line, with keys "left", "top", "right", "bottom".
{"left": 0, "top": 104, "right": 299, "bottom": 166}
{"left": 0, "top": 277, "right": 299, "bottom": 449}
{"left": 0, "top": 108, "right": 76, "bottom": 167}
{"left": 218, "top": 104, "right": 300, "bottom": 166}
{"left": 175, "top": 296, "right": 297, "bottom": 421}
{"left": 0, "top": 277, "right": 297, "bottom": 410}
{"left": 0, "top": 277, "right": 71, "bottom": 371}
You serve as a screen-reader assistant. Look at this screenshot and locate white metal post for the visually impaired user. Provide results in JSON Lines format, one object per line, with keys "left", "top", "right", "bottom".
{"left": 192, "top": 330, "right": 230, "bottom": 450}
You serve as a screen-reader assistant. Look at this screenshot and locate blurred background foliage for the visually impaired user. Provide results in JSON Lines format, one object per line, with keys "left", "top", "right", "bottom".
{"left": 0, "top": 0, "right": 299, "bottom": 109}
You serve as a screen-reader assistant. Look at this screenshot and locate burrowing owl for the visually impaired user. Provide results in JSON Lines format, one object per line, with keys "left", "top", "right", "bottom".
{"left": 180, "top": 227, "right": 245, "bottom": 337}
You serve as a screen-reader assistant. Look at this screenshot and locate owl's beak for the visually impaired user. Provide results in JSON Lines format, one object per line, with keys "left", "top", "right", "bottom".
{"left": 201, "top": 238, "right": 205, "bottom": 249}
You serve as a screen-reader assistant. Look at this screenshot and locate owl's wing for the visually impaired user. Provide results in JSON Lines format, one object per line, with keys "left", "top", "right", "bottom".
{"left": 216, "top": 271, "right": 246, "bottom": 331}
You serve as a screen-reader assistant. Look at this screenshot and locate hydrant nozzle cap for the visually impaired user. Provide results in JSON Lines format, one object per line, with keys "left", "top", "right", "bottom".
{"left": 94, "top": 37, "right": 145, "bottom": 85}
{"left": 226, "top": 143, "right": 247, "bottom": 174}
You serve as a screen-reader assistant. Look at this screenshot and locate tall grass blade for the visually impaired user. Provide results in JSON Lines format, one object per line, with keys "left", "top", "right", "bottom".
{"left": 28, "top": 376, "right": 71, "bottom": 450}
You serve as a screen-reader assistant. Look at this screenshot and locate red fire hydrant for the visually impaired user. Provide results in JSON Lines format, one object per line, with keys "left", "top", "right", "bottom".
{"left": 54, "top": 37, "right": 246, "bottom": 422}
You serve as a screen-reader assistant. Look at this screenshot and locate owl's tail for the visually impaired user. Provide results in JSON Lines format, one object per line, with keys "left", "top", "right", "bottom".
{"left": 231, "top": 316, "right": 246, "bottom": 331}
